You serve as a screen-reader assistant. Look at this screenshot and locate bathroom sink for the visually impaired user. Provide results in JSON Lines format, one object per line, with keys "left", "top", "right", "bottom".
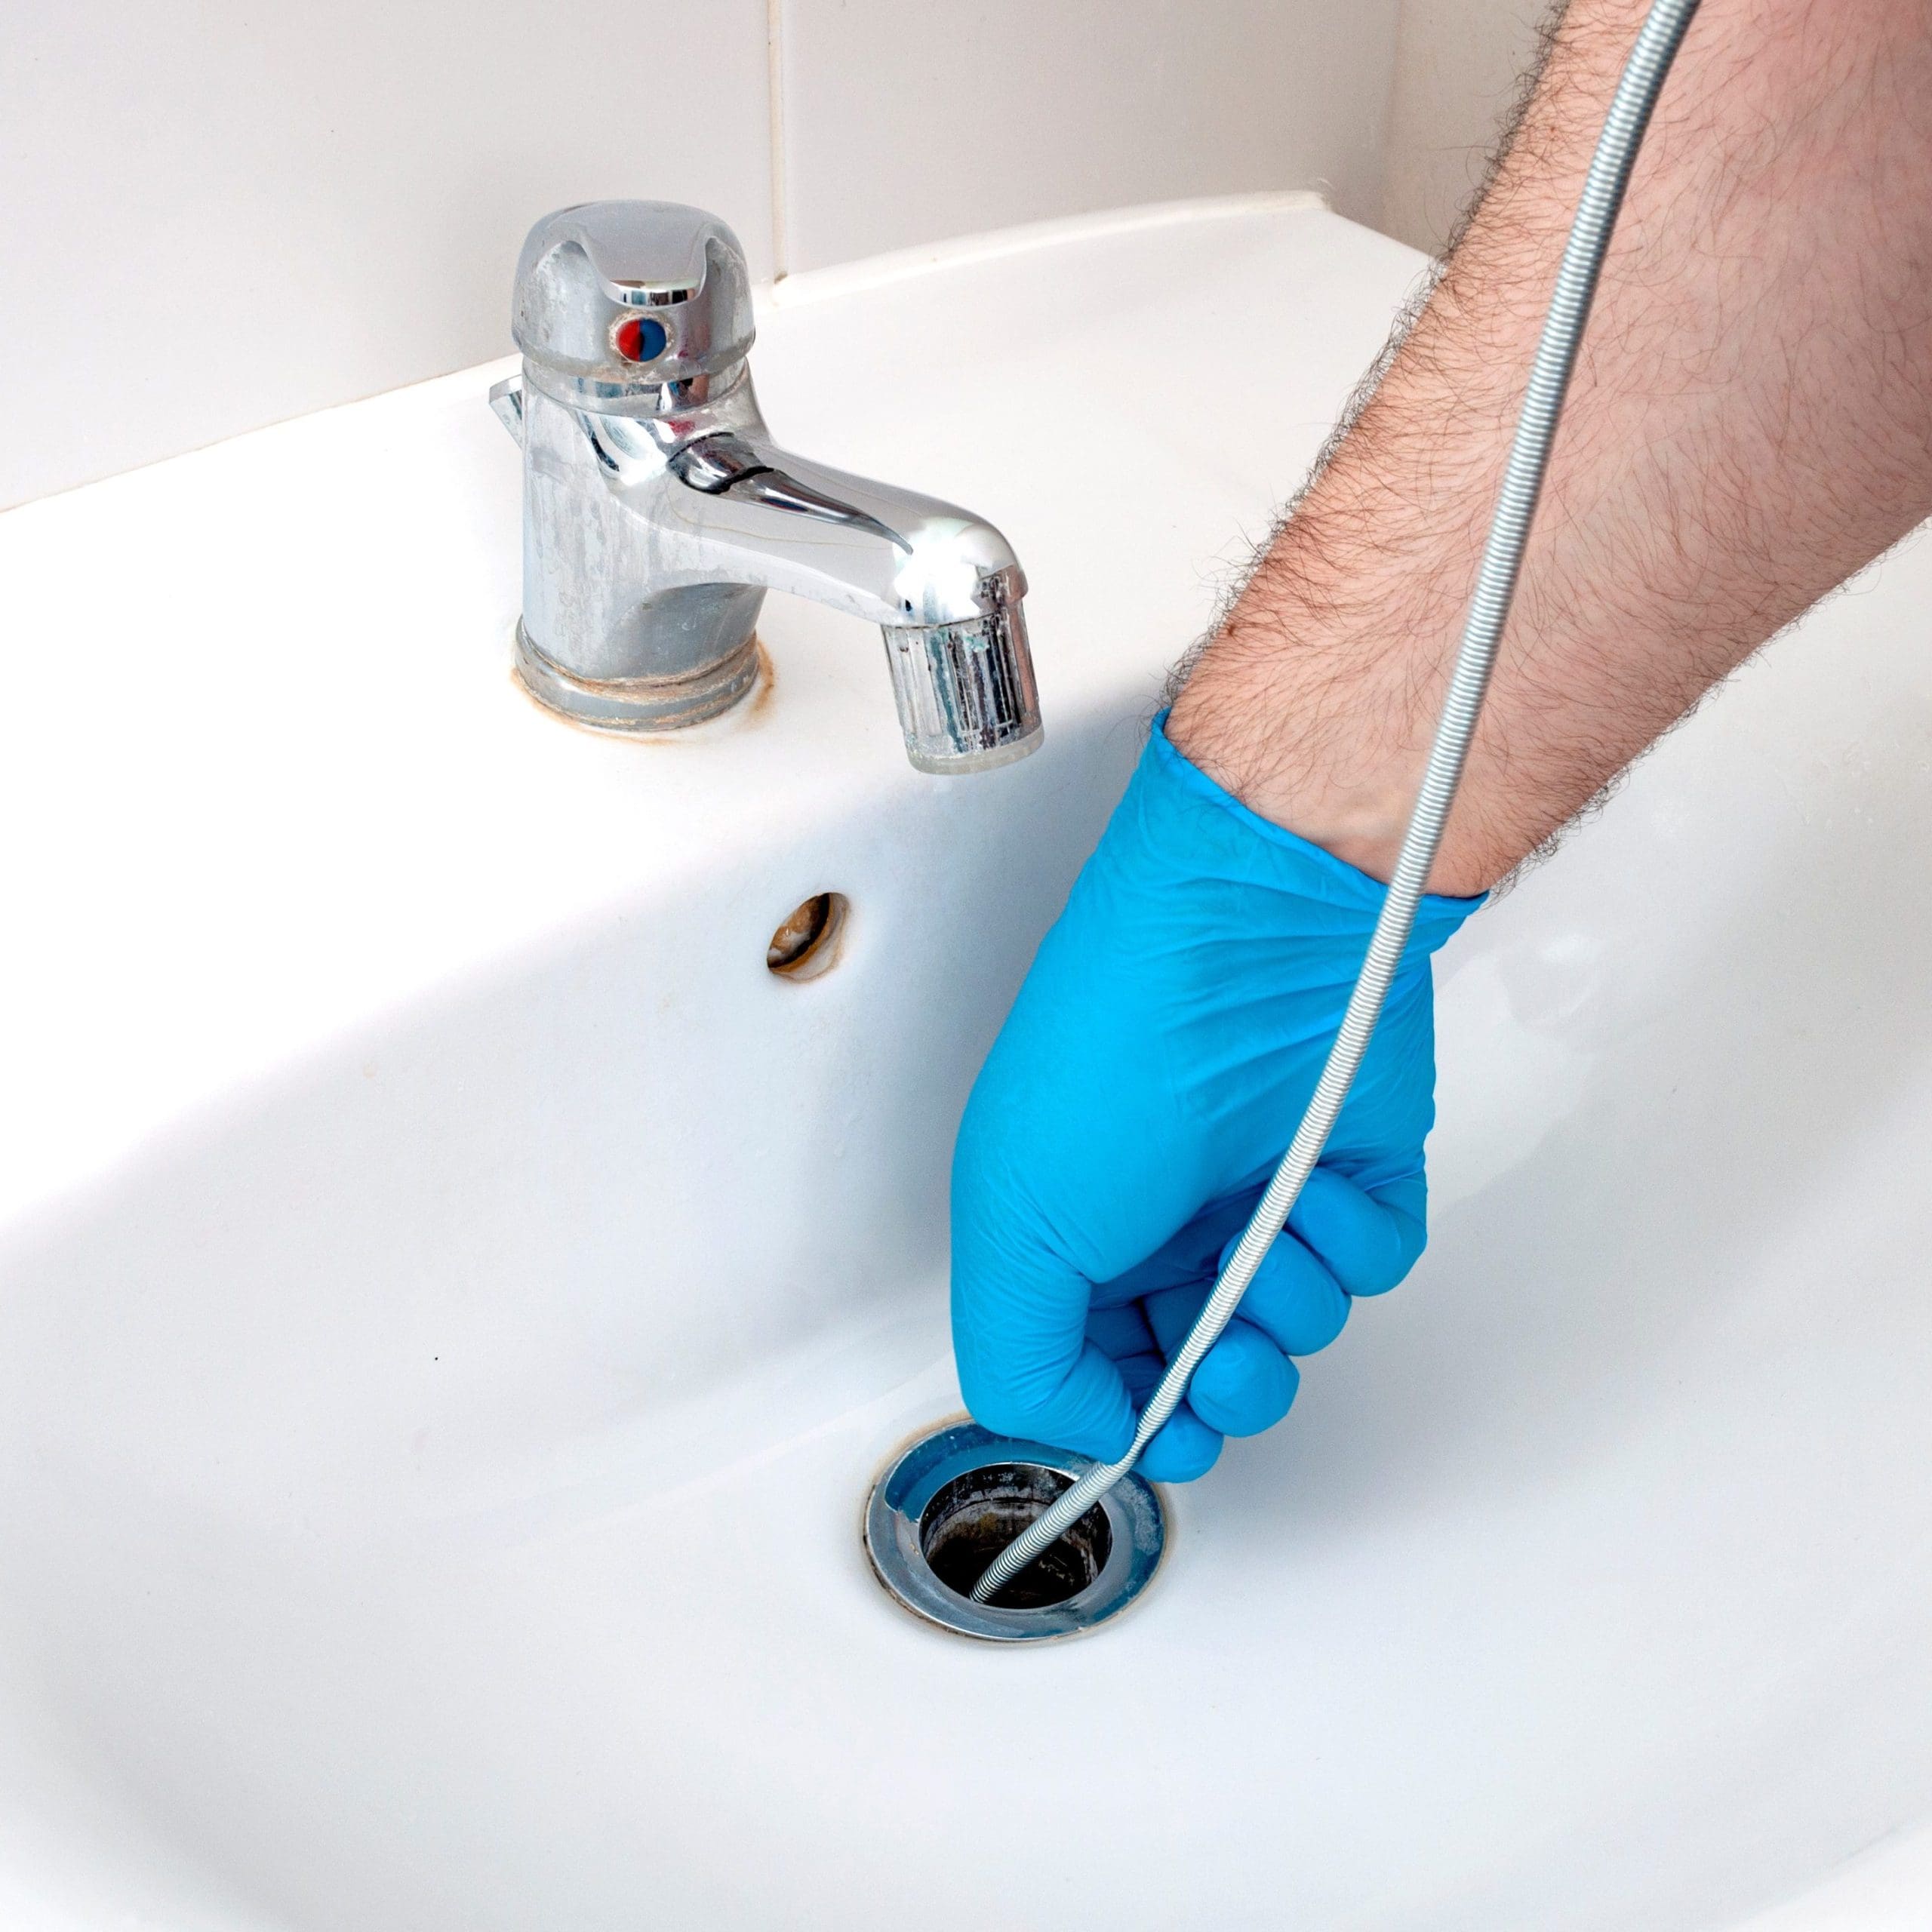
{"left": 1, "top": 195, "right": 1928, "bottom": 1931}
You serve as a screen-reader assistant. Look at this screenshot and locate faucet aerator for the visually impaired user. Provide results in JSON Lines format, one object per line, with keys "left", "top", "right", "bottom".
{"left": 886, "top": 603, "right": 1042, "bottom": 774}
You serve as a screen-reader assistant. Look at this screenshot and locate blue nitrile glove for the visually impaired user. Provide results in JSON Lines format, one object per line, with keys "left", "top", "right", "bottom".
{"left": 950, "top": 715, "right": 1482, "bottom": 1481}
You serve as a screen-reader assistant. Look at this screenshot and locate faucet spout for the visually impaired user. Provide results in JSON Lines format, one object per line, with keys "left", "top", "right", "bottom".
{"left": 498, "top": 201, "right": 1043, "bottom": 773}
{"left": 654, "top": 426, "right": 1018, "bottom": 629}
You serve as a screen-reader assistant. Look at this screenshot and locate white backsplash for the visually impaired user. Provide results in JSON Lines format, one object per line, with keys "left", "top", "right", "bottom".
{"left": 771, "top": 0, "right": 1401, "bottom": 273}
{"left": 2, "top": 0, "right": 1440, "bottom": 512}
{"left": 1, "top": 0, "right": 775, "bottom": 509}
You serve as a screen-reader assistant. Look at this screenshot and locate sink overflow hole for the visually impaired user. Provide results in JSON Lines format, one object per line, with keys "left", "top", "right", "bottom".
{"left": 767, "top": 891, "right": 848, "bottom": 980}
{"left": 919, "top": 1462, "right": 1112, "bottom": 1609}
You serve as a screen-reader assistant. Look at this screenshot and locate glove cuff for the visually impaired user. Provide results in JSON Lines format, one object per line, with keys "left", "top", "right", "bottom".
{"left": 1140, "top": 711, "right": 1485, "bottom": 955}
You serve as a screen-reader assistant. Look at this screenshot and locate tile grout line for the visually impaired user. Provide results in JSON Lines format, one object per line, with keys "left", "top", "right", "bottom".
{"left": 764, "top": 0, "right": 791, "bottom": 281}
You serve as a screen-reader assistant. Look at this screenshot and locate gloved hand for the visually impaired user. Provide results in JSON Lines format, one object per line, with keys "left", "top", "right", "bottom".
{"left": 950, "top": 715, "right": 1482, "bottom": 1481}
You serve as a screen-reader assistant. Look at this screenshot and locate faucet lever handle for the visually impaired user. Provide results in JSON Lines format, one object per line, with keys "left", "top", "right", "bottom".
{"left": 532, "top": 202, "right": 742, "bottom": 303}
{"left": 511, "top": 202, "right": 755, "bottom": 400}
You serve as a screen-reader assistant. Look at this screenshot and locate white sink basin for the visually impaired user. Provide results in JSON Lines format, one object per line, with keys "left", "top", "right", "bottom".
{"left": 2, "top": 195, "right": 1929, "bottom": 1931}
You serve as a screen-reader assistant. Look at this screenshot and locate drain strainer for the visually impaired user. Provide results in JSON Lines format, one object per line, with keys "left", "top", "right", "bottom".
{"left": 864, "top": 1420, "right": 1165, "bottom": 1642}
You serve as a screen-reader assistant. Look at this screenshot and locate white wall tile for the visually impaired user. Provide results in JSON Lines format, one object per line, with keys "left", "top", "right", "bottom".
{"left": 0, "top": 0, "right": 774, "bottom": 509}
{"left": 1380, "top": 0, "right": 1548, "bottom": 254}
{"left": 774, "top": 0, "right": 1403, "bottom": 275}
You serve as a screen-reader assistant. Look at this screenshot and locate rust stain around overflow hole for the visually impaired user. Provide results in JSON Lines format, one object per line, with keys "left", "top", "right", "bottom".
{"left": 768, "top": 891, "right": 848, "bottom": 979}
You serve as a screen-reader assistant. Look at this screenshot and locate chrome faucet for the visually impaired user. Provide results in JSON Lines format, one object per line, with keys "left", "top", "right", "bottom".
{"left": 489, "top": 202, "right": 1042, "bottom": 772}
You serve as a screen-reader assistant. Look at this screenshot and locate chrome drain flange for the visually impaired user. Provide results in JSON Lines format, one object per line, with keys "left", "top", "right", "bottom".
{"left": 864, "top": 1421, "right": 1165, "bottom": 1643}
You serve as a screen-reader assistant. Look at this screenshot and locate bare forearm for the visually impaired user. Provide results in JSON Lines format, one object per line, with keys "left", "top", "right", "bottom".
{"left": 1169, "top": 0, "right": 1932, "bottom": 894}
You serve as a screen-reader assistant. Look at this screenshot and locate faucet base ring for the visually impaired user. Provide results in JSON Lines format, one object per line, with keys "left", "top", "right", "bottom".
{"left": 512, "top": 623, "right": 761, "bottom": 733}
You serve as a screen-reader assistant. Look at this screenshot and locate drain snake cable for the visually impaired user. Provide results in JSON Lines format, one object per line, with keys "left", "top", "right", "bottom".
{"left": 972, "top": 0, "right": 1703, "bottom": 1606}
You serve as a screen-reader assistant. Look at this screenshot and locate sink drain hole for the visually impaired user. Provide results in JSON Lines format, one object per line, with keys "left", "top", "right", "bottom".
{"left": 919, "top": 1462, "right": 1112, "bottom": 1608}
{"left": 865, "top": 1422, "right": 1163, "bottom": 1641}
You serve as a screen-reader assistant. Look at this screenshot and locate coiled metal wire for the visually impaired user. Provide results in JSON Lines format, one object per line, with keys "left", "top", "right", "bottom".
{"left": 974, "top": 0, "right": 1703, "bottom": 1605}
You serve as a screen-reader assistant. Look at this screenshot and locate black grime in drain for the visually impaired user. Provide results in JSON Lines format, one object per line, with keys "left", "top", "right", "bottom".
{"left": 919, "top": 1463, "right": 1113, "bottom": 1610}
